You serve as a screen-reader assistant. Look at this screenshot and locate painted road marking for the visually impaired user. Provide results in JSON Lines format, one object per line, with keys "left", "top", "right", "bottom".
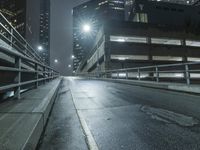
{"left": 70, "top": 89, "right": 99, "bottom": 150}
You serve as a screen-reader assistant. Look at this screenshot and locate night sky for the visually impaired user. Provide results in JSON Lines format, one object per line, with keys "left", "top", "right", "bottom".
{"left": 50, "top": 0, "right": 88, "bottom": 76}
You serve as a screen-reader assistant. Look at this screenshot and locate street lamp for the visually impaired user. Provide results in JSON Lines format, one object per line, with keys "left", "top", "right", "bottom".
{"left": 71, "top": 55, "right": 75, "bottom": 59}
{"left": 83, "top": 24, "right": 91, "bottom": 33}
{"left": 54, "top": 59, "right": 58, "bottom": 63}
{"left": 37, "top": 45, "right": 43, "bottom": 51}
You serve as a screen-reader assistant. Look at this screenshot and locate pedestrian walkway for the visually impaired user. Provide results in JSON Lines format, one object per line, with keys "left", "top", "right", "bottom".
{"left": 38, "top": 79, "right": 88, "bottom": 150}
{"left": 0, "top": 78, "right": 61, "bottom": 150}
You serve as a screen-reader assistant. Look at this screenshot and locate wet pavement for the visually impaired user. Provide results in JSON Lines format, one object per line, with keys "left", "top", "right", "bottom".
{"left": 39, "top": 77, "right": 200, "bottom": 150}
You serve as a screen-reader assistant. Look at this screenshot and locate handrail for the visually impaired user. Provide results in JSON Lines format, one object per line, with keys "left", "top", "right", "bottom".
{"left": 0, "top": 12, "right": 44, "bottom": 64}
{"left": 0, "top": 45, "right": 59, "bottom": 99}
{"left": 0, "top": 13, "right": 59, "bottom": 100}
{"left": 77, "top": 61, "right": 200, "bottom": 85}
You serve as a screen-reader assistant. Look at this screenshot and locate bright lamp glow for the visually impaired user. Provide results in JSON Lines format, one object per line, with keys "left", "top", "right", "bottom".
{"left": 71, "top": 55, "right": 75, "bottom": 59}
{"left": 38, "top": 46, "right": 43, "bottom": 51}
{"left": 83, "top": 24, "right": 91, "bottom": 32}
{"left": 54, "top": 59, "right": 58, "bottom": 63}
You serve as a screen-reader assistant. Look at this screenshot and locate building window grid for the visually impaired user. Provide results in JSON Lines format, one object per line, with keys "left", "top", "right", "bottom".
{"left": 110, "top": 35, "right": 200, "bottom": 47}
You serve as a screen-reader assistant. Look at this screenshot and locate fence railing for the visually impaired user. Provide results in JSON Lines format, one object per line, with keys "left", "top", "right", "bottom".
{"left": 77, "top": 61, "right": 200, "bottom": 85}
{"left": 0, "top": 12, "right": 44, "bottom": 63}
{"left": 0, "top": 45, "right": 59, "bottom": 99}
{"left": 0, "top": 13, "right": 59, "bottom": 100}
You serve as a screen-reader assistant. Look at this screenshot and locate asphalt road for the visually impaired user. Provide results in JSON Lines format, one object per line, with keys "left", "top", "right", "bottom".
{"left": 39, "top": 77, "right": 200, "bottom": 150}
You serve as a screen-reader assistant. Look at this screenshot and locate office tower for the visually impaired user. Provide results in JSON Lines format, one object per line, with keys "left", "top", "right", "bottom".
{"left": 73, "top": 0, "right": 125, "bottom": 72}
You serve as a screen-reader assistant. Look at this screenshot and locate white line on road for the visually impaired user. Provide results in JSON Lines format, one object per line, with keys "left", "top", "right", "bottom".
{"left": 77, "top": 110, "right": 99, "bottom": 150}
{"left": 70, "top": 89, "right": 99, "bottom": 150}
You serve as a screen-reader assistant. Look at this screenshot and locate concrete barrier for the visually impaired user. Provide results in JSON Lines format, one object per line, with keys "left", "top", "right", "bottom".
{"left": 0, "top": 78, "right": 62, "bottom": 150}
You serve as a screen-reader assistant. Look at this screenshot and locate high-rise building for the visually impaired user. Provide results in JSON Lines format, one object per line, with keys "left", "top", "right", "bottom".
{"left": 149, "top": 0, "right": 197, "bottom": 5}
{"left": 72, "top": 0, "right": 125, "bottom": 72}
{"left": 0, "top": 0, "right": 50, "bottom": 65}
{"left": 0, "top": 0, "right": 27, "bottom": 37}
{"left": 39, "top": 0, "right": 50, "bottom": 65}
{"left": 125, "top": 0, "right": 200, "bottom": 29}
{"left": 77, "top": 0, "right": 200, "bottom": 74}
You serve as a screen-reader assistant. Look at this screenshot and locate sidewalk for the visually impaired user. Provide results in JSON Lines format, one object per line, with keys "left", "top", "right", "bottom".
{"left": 38, "top": 78, "right": 88, "bottom": 150}
{"left": 0, "top": 78, "right": 61, "bottom": 150}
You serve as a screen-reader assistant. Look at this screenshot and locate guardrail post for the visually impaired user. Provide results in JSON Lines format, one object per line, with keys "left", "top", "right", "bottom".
{"left": 14, "top": 57, "right": 21, "bottom": 99}
{"left": 126, "top": 71, "right": 128, "bottom": 79}
{"left": 24, "top": 43, "right": 28, "bottom": 55}
{"left": 46, "top": 68, "right": 49, "bottom": 82}
{"left": 185, "top": 64, "right": 190, "bottom": 85}
{"left": 138, "top": 68, "right": 141, "bottom": 80}
{"left": 10, "top": 28, "right": 13, "bottom": 47}
{"left": 35, "top": 63, "right": 38, "bottom": 88}
{"left": 43, "top": 66, "right": 46, "bottom": 84}
{"left": 156, "top": 67, "right": 159, "bottom": 82}
{"left": 51, "top": 69, "right": 53, "bottom": 80}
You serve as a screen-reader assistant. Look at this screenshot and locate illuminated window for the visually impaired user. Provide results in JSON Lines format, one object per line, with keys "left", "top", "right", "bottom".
{"left": 110, "top": 35, "right": 147, "bottom": 43}
{"left": 151, "top": 38, "right": 181, "bottom": 45}
{"left": 140, "top": 13, "right": 148, "bottom": 23}
{"left": 188, "top": 57, "right": 200, "bottom": 62}
{"left": 186, "top": 40, "right": 200, "bottom": 47}
{"left": 111, "top": 55, "right": 148, "bottom": 60}
{"left": 153, "top": 56, "right": 183, "bottom": 61}
{"left": 133, "top": 13, "right": 148, "bottom": 23}
{"left": 133, "top": 13, "right": 140, "bottom": 22}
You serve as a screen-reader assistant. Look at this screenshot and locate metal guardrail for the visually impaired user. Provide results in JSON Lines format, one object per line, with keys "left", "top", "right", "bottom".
{"left": 77, "top": 61, "right": 200, "bottom": 85}
{"left": 0, "top": 45, "right": 59, "bottom": 99}
{"left": 0, "top": 13, "right": 59, "bottom": 99}
{"left": 0, "top": 12, "right": 44, "bottom": 63}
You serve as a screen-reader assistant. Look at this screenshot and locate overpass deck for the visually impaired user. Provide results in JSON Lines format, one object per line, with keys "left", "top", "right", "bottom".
{"left": 39, "top": 77, "right": 200, "bottom": 150}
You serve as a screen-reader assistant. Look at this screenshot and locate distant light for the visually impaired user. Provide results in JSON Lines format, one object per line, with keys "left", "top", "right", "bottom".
{"left": 118, "top": 57, "right": 127, "bottom": 61}
{"left": 54, "top": 59, "right": 58, "bottom": 63}
{"left": 83, "top": 24, "right": 91, "bottom": 32}
{"left": 175, "top": 74, "right": 183, "bottom": 77}
{"left": 37, "top": 46, "right": 43, "bottom": 51}
{"left": 71, "top": 55, "right": 75, "bottom": 59}
{"left": 68, "top": 64, "right": 72, "bottom": 68}
{"left": 117, "top": 38, "right": 125, "bottom": 42}
{"left": 186, "top": 1, "right": 190, "bottom": 4}
{"left": 119, "top": 73, "right": 126, "bottom": 77}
